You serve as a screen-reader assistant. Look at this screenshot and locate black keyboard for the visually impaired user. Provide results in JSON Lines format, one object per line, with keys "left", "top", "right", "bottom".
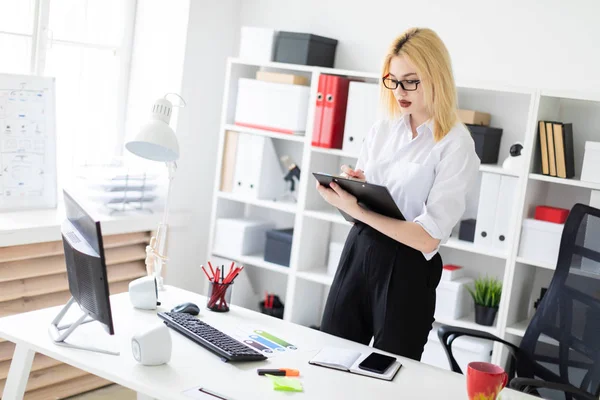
{"left": 158, "top": 312, "right": 267, "bottom": 362}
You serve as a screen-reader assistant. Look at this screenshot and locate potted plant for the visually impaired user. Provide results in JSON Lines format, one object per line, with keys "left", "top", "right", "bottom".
{"left": 467, "top": 276, "right": 502, "bottom": 326}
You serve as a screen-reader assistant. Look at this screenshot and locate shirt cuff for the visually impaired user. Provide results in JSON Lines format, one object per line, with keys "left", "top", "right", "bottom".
{"left": 414, "top": 212, "right": 446, "bottom": 261}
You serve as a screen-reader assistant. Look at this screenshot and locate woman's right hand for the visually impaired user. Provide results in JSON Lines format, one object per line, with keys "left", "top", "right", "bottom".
{"left": 340, "top": 165, "right": 366, "bottom": 181}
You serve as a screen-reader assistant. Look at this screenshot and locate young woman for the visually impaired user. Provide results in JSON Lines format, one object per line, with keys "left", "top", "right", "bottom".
{"left": 316, "top": 27, "right": 480, "bottom": 361}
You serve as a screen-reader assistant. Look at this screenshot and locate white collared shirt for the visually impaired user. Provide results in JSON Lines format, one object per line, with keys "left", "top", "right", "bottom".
{"left": 355, "top": 114, "right": 481, "bottom": 260}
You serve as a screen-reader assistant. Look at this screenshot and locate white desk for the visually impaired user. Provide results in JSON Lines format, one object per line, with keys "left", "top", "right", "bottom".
{"left": 0, "top": 286, "right": 535, "bottom": 400}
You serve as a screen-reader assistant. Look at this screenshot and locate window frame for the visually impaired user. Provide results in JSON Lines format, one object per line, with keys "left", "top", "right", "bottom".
{"left": 15, "top": 0, "right": 138, "bottom": 162}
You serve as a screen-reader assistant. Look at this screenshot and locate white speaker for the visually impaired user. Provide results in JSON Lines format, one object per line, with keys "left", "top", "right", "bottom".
{"left": 129, "top": 276, "right": 160, "bottom": 310}
{"left": 131, "top": 323, "right": 172, "bottom": 366}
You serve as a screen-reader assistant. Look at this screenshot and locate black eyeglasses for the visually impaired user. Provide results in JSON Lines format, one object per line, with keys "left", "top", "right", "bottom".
{"left": 382, "top": 74, "right": 421, "bottom": 91}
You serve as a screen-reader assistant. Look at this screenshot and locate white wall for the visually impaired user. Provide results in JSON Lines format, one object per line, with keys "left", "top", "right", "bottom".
{"left": 239, "top": 0, "right": 600, "bottom": 93}
{"left": 166, "top": 0, "right": 240, "bottom": 293}
{"left": 170, "top": 0, "right": 599, "bottom": 293}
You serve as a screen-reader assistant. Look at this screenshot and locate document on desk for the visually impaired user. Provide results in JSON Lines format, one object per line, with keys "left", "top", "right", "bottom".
{"left": 183, "top": 386, "right": 231, "bottom": 400}
{"left": 229, "top": 324, "right": 304, "bottom": 358}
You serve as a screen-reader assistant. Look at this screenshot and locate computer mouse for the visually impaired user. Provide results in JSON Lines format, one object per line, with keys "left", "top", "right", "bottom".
{"left": 171, "top": 302, "right": 200, "bottom": 316}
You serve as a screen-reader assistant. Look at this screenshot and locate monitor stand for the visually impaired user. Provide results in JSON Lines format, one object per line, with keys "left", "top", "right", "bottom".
{"left": 48, "top": 297, "right": 120, "bottom": 356}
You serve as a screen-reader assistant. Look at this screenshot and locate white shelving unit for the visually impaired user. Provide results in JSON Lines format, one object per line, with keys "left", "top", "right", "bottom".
{"left": 205, "top": 57, "right": 600, "bottom": 367}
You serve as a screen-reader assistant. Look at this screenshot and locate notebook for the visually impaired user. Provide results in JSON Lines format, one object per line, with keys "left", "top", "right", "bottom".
{"left": 308, "top": 347, "right": 402, "bottom": 381}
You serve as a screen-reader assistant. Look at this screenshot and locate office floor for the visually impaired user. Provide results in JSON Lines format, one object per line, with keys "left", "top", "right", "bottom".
{"left": 67, "top": 384, "right": 136, "bottom": 400}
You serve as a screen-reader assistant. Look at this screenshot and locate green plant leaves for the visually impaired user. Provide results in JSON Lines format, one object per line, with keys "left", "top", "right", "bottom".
{"left": 467, "top": 276, "right": 502, "bottom": 308}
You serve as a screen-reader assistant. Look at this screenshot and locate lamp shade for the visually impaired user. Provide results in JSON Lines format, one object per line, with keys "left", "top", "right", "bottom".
{"left": 126, "top": 98, "right": 180, "bottom": 162}
{"left": 126, "top": 120, "right": 179, "bottom": 162}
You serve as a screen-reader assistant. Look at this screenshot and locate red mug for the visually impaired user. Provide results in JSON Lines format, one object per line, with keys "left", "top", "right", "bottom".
{"left": 467, "top": 362, "right": 508, "bottom": 400}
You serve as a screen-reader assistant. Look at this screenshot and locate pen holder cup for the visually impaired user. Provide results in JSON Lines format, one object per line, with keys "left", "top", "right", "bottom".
{"left": 207, "top": 282, "right": 233, "bottom": 312}
{"left": 259, "top": 301, "right": 284, "bottom": 319}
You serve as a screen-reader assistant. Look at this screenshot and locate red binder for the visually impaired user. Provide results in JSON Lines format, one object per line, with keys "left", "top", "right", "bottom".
{"left": 318, "top": 75, "right": 350, "bottom": 149}
{"left": 312, "top": 74, "right": 328, "bottom": 146}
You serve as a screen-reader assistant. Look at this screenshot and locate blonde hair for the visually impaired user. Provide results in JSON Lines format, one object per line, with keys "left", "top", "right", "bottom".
{"left": 380, "top": 28, "right": 458, "bottom": 142}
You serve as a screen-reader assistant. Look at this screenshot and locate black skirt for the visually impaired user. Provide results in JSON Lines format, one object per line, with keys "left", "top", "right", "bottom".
{"left": 320, "top": 222, "right": 443, "bottom": 361}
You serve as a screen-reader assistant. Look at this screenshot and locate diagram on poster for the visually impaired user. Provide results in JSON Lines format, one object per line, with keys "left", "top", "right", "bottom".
{"left": 0, "top": 74, "right": 56, "bottom": 210}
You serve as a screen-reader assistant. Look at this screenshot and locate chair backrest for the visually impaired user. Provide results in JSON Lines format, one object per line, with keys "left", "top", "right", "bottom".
{"left": 518, "top": 203, "right": 600, "bottom": 398}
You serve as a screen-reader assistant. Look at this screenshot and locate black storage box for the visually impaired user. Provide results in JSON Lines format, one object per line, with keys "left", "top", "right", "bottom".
{"left": 466, "top": 124, "right": 503, "bottom": 164}
{"left": 259, "top": 295, "right": 284, "bottom": 319}
{"left": 274, "top": 32, "right": 338, "bottom": 67}
{"left": 459, "top": 219, "right": 476, "bottom": 242}
{"left": 264, "top": 228, "right": 293, "bottom": 267}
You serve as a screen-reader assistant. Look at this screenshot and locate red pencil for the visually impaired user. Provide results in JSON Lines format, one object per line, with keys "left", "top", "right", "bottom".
{"left": 208, "top": 261, "right": 215, "bottom": 279}
{"left": 201, "top": 265, "right": 212, "bottom": 281}
{"left": 224, "top": 267, "right": 237, "bottom": 284}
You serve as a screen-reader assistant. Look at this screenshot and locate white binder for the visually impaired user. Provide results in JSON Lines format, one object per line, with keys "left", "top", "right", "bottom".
{"left": 342, "top": 82, "right": 380, "bottom": 155}
{"left": 231, "top": 133, "right": 285, "bottom": 200}
{"left": 474, "top": 173, "right": 501, "bottom": 248}
{"left": 491, "top": 176, "right": 518, "bottom": 252}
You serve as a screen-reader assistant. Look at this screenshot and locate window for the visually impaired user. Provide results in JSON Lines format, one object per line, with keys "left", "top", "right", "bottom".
{"left": 0, "top": 0, "right": 36, "bottom": 75}
{"left": 43, "top": 0, "right": 136, "bottom": 177}
{"left": 0, "top": 0, "right": 189, "bottom": 191}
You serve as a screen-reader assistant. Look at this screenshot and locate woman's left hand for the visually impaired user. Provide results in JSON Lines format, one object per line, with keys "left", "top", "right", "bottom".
{"left": 315, "top": 181, "right": 360, "bottom": 218}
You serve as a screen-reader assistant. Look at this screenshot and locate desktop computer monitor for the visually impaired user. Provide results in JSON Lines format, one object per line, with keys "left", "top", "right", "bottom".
{"left": 48, "top": 189, "right": 119, "bottom": 355}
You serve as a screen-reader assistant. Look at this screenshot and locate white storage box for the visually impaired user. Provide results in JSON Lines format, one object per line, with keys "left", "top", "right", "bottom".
{"left": 581, "top": 141, "right": 600, "bottom": 184}
{"left": 213, "top": 218, "right": 275, "bottom": 256}
{"left": 234, "top": 78, "right": 310, "bottom": 134}
{"left": 441, "top": 264, "right": 466, "bottom": 281}
{"left": 238, "top": 26, "right": 276, "bottom": 62}
{"left": 435, "top": 278, "right": 473, "bottom": 320}
{"left": 421, "top": 327, "right": 493, "bottom": 372}
{"left": 342, "top": 82, "right": 380, "bottom": 155}
{"left": 327, "top": 242, "right": 344, "bottom": 276}
{"left": 518, "top": 219, "right": 564, "bottom": 266}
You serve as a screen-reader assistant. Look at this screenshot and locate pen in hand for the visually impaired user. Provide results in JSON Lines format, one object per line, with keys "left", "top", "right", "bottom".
{"left": 340, "top": 165, "right": 366, "bottom": 181}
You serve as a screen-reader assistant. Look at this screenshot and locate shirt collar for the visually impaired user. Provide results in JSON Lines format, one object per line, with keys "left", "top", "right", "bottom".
{"left": 398, "top": 113, "right": 434, "bottom": 139}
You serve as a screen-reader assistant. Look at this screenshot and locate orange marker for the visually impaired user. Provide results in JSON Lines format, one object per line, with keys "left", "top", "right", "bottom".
{"left": 257, "top": 368, "right": 300, "bottom": 377}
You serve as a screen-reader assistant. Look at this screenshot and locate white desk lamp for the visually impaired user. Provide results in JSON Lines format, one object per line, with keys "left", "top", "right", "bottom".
{"left": 126, "top": 93, "right": 186, "bottom": 290}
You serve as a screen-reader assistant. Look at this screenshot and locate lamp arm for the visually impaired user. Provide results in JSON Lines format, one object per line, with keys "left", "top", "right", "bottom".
{"left": 162, "top": 161, "right": 176, "bottom": 226}
{"left": 146, "top": 161, "right": 176, "bottom": 290}
{"left": 164, "top": 93, "right": 186, "bottom": 108}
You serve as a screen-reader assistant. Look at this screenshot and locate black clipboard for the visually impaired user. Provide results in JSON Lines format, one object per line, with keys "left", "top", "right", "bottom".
{"left": 313, "top": 172, "right": 405, "bottom": 223}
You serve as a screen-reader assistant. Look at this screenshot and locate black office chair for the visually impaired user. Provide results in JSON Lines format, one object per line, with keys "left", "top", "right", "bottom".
{"left": 438, "top": 203, "right": 600, "bottom": 400}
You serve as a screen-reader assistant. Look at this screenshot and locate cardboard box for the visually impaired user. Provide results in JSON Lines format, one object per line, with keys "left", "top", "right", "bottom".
{"left": 256, "top": 71, "right": 309, "bottom": 86}
{"left": 458, "top": 109, "right": 491, "bottom": 126}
